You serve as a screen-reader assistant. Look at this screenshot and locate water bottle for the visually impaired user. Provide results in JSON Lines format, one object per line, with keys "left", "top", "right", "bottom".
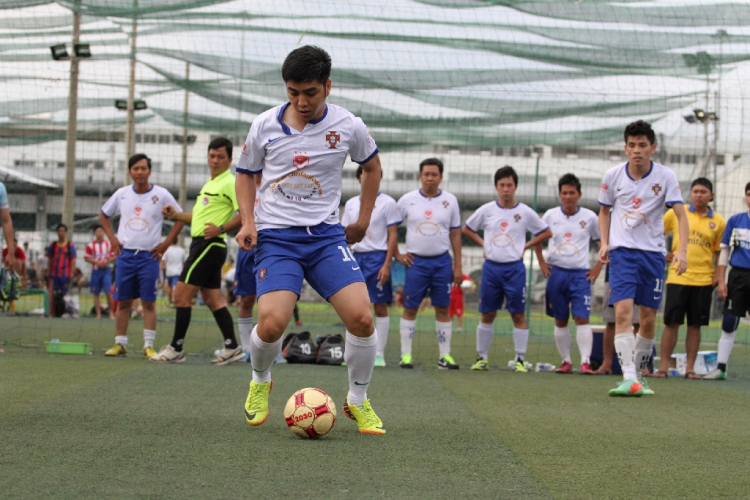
{"left": 668, "top": 368, "right": 680, "bottom": 377}
{"left": 535, "top": 362, "right": 556, "bottom": 372}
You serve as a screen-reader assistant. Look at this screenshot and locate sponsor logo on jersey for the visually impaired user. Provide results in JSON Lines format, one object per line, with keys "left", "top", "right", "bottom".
{"left": 565, "top": 232, "right": 572, "bottom": 241}
{"left": 272, "top": 171, "right": 323, "bottom": 201}
{"left": 632, "top": 197, "right": 642, "bottom": 209}
{"left": 325, "top": 131, "right": 340, "bottom": 149}
{"left": 425, "top": 210, "right": 433, "bottom": 220}
{"left": 134, "top": 206, "right": 142, "bottom": 216}
{"left": 652, "top": 183, "right": 662, "bottom": 195}
{"left": 293, "top": 153, "right": 309, "bottom": 170}
{"left": 500, "top": 221, "right": 509, "bottom": 232}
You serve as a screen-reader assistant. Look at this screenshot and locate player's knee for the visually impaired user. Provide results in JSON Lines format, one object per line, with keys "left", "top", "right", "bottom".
{"left": 140, "top": 301, "right": 155, "bottom": 312}
{"left": 722, "top": 314, "right": 740, "bottom": 333}
{"left": 258, "top": 313, "right": 288, "bottom": 337}
{"left": 347, "top": 310, "right": 374, "bottom": 335}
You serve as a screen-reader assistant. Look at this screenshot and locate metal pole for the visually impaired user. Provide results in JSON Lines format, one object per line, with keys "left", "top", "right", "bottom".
{"left": 526, "top": 154, "right": 540, "bottom": 323}
{"left": 123, "top": 10, "right": 138, "bottom": 186}
{"left": 702, "top": 73, "right": 710, "bottom": 178}
{"left": 61, "top": 7, "right": 81, "bottom": 231}
{"left": 178, "top": 62, "right": 190, "bottom": 244}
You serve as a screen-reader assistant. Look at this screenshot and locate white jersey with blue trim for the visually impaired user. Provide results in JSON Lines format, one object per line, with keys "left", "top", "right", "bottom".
{"left": 236, "top": 103, "right": 378, "bottom": 230}
{"left": 396, "top": 189, "right": 461, "bottom": 257}
{"left": 598, "top": 161, "right": 682, "bottom": 255}
{"left": 465, "top": 201, "right": 548, "bottom": 263}
{"left": 542, "top": 206, "right": 600, "bottom": 270}
{"left": 341, "top": 193, "right": 399, "bottom": 253}
{"left": 101, "top": 185, "right": 181, "bottom": 251}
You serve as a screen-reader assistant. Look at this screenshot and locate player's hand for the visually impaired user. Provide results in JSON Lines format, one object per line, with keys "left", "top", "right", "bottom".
{"left": 396, "top": 253, "right": 413, "bottom": 268}
{"left": 712, "top": 276, "right": 719, "bottom": 289}
{"left": 344, "top": 222, "right": 367, "bottom": 245}
{"left": 665, "top": 252, "right": 674, "bottom": 263}
{"left": 598, "top": 244, "right": 609, "bottom": 264}
{"left": 236, "top": 222, "right": 257, "bottom": 251}
{"left": 672, "top": 251, "right": 688, "bottom": 276}
{"left": 161, "top": 205, "right": 176, "bottom": 220}
{"left": 4, "top": 251, "right": 15, "bottom": 269}
{"left": 110, "top": 237, "right": 122, "bottom": 256}
{"left": 586, "top": 265, "right": 602, "bottom": 284}
{"left": 453, "top": 268, "right": 463, "bottom": 288}
{"left": 539, "top": 262, "right": 551, "bottom": 278}
{"left": 150, "top": 241, "right": 170, "bottom": 260}
{"left": 203, "top": 222, "right": 221, "bottom": 239}
{"left": 718, "top": 281, "right": 728, "bottom": 301}
{"left": 377, "top": 265, "right": 390, "bottom": 286}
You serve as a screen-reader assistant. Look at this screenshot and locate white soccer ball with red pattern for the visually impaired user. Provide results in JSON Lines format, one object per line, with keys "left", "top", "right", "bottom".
{"left": 284, "top": 388, "right": 337, "bottom": 439}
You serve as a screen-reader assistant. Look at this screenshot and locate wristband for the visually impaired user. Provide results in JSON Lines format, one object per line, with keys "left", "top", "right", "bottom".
{"left": 219, "top": 225, "right": 225, "bottom": 233}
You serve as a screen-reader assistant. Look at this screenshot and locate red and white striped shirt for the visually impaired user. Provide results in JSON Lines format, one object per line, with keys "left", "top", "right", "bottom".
{"left": 85, "top": 239, "right": 112, "bottom": 268}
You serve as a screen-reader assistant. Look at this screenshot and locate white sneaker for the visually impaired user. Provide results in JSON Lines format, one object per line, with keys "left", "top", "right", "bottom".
{"left": 211, "top": 346, "right": 245, "bottom": 366}
{"left": 149, "top": 344, "right": 186, "bottom": 363}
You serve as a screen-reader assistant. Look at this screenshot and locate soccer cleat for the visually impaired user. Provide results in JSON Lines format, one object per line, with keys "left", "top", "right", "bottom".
{"left": 295, "top": 320, "right": 303, "bottom": 327}
{"left": 579, "top": 362, "right": 594, "bottom": 375}
{"left": 342, "top": 396, "right": 385, "bottom": 435}
{"left": 555, "top": 361, "right": 573, "bottom": 374}
{"left": 374, "top": 355, "right": 386, "bottom": 367}
{"left": 273, "top": 353, "right": 287, "bottom": 364}
{"left": 470, "top": 357, "right": 489, "bottom": 371}
{"left": 399, "top": 353, "right": 414, "bottom": 369}
{"left": 638, "top": 378, "right": 655, "bottom": 396}
{"left": 104, "top": 343, "right": 126, "bottom": 357}
{"left": 703, "top": 368, "right": 726, "bottom": 380}
{"left": 244, "top": 380, "right": 273, "bottom": 426}
{"left": 143, "top": 346, "right": 157, "bottom": 359}
{"left": 608, "top": 379, "right": 643, "bottom": 397}
{"left": 513, "top": 360, "right": 528, "bottom": 373}
{"left": 438, "top": 354, "right": 459, "bottom": 370}
{"left": 211, "top": 346, "right": 245, "bottom": 366}
{"left": 149, "top": 344, "right": 186, "bottom": 363}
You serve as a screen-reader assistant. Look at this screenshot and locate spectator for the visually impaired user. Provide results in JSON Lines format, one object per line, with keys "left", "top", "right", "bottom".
{"left": 161, "top": 241, "right": 185, "bottom": 307}
{"left": 84, "top": 225, "right": 116, "bottom": 320}
{"left": 46, "top": 223, "right": 76, "bottom": 317}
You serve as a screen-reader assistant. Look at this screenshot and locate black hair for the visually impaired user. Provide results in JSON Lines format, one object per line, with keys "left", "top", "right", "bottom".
{"left": 282, "top": 45, "right": 332, "bottom": 84}
{"left": 691, "top": 177, "right": 713, "bottom": 193}
{"left": 624, "top": 120, "right": 656, "bottom": 145}
{"left": 208, "top": 136, "right": 233, "bottom": 158}
{"left": 56, "top": 223, "right": 68, "bottom": 231}
{"left": 355, "top": 165, "right": 382, "bottom": 181}
{"left": 93, "top": 224, "right": 103, "bottom": 233}
{"left": 419, "top": 158, "right": 443, "bottom": 175}
{"left": 494, "top": 165, "right": 518, "bottom": 186}
{"left": 128, "top": 153, "right": 151, "bottom": 171}
{"left": 558, "top": 173, "right": 581, "bottom": 194}
{"left": 745, "top": 181, "right": 750, "bottom": 193}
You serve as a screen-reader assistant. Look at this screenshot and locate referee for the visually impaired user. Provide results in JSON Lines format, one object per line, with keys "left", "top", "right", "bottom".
{"left": 151, "top": 137, "right": 244, "bottom": 364}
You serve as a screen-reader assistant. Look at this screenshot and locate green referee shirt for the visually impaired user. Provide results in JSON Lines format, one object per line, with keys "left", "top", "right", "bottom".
{"left": 191, "top": 169, "right": 239, "bottom": 238}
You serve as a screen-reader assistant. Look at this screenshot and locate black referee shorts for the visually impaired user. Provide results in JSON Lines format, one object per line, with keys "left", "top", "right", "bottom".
{"left": 178, "top": 237, "right": 227, "bottom": 289}
{"left": 724, "top": 267, "right": 750, "bottom": 316}
{"left": 663, "top": 283, "right": 713, "bottom": 326}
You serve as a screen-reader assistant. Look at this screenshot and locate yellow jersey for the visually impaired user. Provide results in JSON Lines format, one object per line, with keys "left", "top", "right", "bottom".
{"left": 191, "top": 169, "right": 238, "bottom": 238}
{"left": 664, "top": 205, "right": 725, "bottom": 286}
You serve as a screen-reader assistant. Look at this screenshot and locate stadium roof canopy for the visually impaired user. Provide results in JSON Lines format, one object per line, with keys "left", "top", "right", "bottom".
{"left": 2, "top": 0, "right": 750, "bottom": 152}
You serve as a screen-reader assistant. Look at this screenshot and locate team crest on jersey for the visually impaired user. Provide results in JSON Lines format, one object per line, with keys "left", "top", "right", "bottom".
{"left": 202, "top": 196, "right": 209, "bottom": 205}
{"left": 632, "top": 197, "right": 642, "bottom": 209}
{"left": 293, "top": 153, "right": 309, "bottom": 170}
{"left": 514, "top": 214, "right": 521, "bottom": 223}
{"left": 325, "top": 131, "right": 340, "bottom": 149}
{"left": 579, "top": 220, "right": 587, "bottom": 229}
{"left": 500, "top": 221, "right": 509, "bottom": 232}
{"left": 258, "top": 268, "right": 267, "bottom": 281}
{"left": 652, "top": 184, "right": 662, "bottom": 195}
{"left": 565, "top": 232, "right": 572, "bottom": 241}
{"left": 602, "top": 183, "right": 608, "bottom": 191}
{"left": 151, "top": 195, "right": 159, "bottom": 204}
{"left": 442, "top": 201, "right": 449, "bottom": 209}
{"left": 134, "top": 206, "right": 142, "bottom": 216}
{"left": 709, "top": 221, "right": 716, "bottom": 229}
{"left": 425, "top": 210, "right": 433, "bottom": 220}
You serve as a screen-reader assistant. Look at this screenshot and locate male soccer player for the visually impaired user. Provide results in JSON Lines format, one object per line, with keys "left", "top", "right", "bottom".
{"left": 151, "top": 137, "right": 244, "bottom": 364}
{"left": 161, "top": 241, "right": 185, "bottom": 307}
{"left": 342, "top": 165, "right": 399, "bottom": 367}
{"left": 0, "top": 181, "right": 15, "bottom": 271}
{"left": 46, "top": 224, "right": 76, "bottom": 317}
{"left": 598, "top": 120, "right": 688, "bottom": 396}
{"left": 463, "top": 166, "right": 551, "bottom": 372}
{"left": 101, "top": 154, "right": 184, "bottom": 358}
{"left": 84, "top": 225, "right": 116, "bottom": 320}
{"left": 395, "top": 158, "right": 462, "bottom": 370}
{"left": 649, "top": 178, "right": 724, "bottom": 379}
{"left": 535, "top": 173, "right": 602, "bottom": 374}
{"left": 705, "top": 181, "right": 750, "bottom": 380}
{"left": 235, "top": 45, "right": 385, "bottom": 434}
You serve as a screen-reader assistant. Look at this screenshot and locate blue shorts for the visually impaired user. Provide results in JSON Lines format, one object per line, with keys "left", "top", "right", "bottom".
{"left": 479, "top": 260, "right": 526, "bottom": 314}
{"left": 90, "top": 268, "right": 112, "bottom": 295}
{"left": 166, "top": 276, "right": 179, "bottom": 288}
{"left": 608, "top": 248, "right": 665, "bottom": 310}
{"left": 403, "top": 252, "right": 452, "bottom": 309}
{"left": 51, "top": 276, "right": 70, "bottom": 294}
{"left": 353, "top": 250, "right": 392, "bottom": 304}
{"left": 114, "top": 249, "right": 160, "bottom": 302}
{"left": 545, "top": 267, "right": 591, "bottom": 320}
{"left": 254, "top": 223, "right": 364, "bottom": 300}
{"left": 234, "top": 248, "right": 256, "bottom": 297}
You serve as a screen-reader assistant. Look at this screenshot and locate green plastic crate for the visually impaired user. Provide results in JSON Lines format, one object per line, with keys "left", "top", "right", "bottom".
{"left": 44, "top": 341, "right": 91, "bottom": 355}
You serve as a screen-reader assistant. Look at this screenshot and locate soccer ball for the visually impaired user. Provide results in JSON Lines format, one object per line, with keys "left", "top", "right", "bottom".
{"left": 284, "top": 388, "right": 337, "bottom": 439}
{"left": 460, "top": 279, "right": 473, "bottom": 291}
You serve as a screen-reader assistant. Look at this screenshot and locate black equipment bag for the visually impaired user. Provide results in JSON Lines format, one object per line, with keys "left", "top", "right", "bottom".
{"left": 282, "top": 331, "right": 317, "bottom": 363}
{"left": 316, "top": 334, "right": 345, "bottom": 365}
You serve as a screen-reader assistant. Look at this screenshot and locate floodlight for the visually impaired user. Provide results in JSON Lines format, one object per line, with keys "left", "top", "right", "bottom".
{"left": 694, "top": 109, "right": 707, "bottom": 122}
{"left": 708, "top": 112, "right": 718, "bottom": 121}
{"left": 50, "top": 44, "right": 68, "bottom": 60}
{"left": 133, "top": 100, "right": 148, "bottom": 110}
{"left": 683, "top": 115, "right": 697, "bottom": 124}
{"left": 114, "top": 100, "right": 127, "bottom": 110}
{"left": 114, "top": 100, "right": 148, "bottom": 111}
{"left": 74, "top": 43, "right": 91, "bottom": 58}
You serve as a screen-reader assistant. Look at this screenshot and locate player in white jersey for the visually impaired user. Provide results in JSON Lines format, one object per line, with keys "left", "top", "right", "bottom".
{"left": 341, "top": 165, "right": 399, "bottom": 367}
{"left": 395, "top": 158, "right": 462, "bottom": 370}
{"left": 160, "top": 241, "right": 185, "bottom": 306}
{"left": 235, "top": 46, "right": 385, "bottom": 435}
{"left": 84, "top": 225, "right": 116, "bottom": 320}
{"left": 463, "top": 166, "right": 551, "bottom": 372}
{"left": 598, "top": 120, "right": 688, "bottom": 397}
{"left": 535, "top": 174, "right": 602, "bottom": 374}
{"left": 100, "top": 154, "right": 185, "bottom": 358}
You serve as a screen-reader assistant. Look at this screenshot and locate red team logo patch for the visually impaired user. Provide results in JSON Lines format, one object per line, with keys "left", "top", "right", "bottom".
{"left": 565, "top": 232, "right": 572, "bottom": 241}
{"left": 293, "top": 154, "right": 309, "bottom": 170}
{"left": 602, "top": 183, "right": 608, "bottom": 191}
{"left": 134, "top": 206, "right": 142, "bottom": 216}
{"left": 632, "top": 197, "right": 642, "bottom": 209}
{"left": 425, "top": 210, "right": 433, "bottom": 219}
{"left": 500, "top": 221, "right": 509, "bottom": 232}
{"left": 325, "top": 131, "right": 340, "bottom": 149}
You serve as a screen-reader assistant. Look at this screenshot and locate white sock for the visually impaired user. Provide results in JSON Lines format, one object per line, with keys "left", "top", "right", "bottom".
{"left": 249, "top": 325, "right": 282, "bottom": 383}
{"left": 633, "top": 334, "right": 654, "bottom": 376}
{"left": 554, "top": 326, "right": 571, "bottom": 363}
{"left": 142, "top": 330, "right": 155, "bottom": 349}
{"left": 718, "top": 330, "right": 737, "bottom": 364}
{"left": 115, "top": 335, "right": 128, "bottom": 347}
{"left": 345, "top": 330, "right": 377, "bottom": 406}
{"left": 513, "top": 327, "right": 529, "bottom": 359}
{"left": 238, "top": 316, "right": 253, "bottom": 353}
{"left": 375, "top": 316, "right": 390, "bottom": 357}
{"left": 476, "top": 322, "right": 494, "bottom": 360}
{"left": 575, "top": 324, "right": 593, "bottom": 365}
{"left": 614, "top": 332, "right": 637, "bottom": 381}
{"left": 399, "top": 318, "right": 416, "bottom": 357}
{"left": 436, "top": 320, "right": 452, "bottom": 358}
